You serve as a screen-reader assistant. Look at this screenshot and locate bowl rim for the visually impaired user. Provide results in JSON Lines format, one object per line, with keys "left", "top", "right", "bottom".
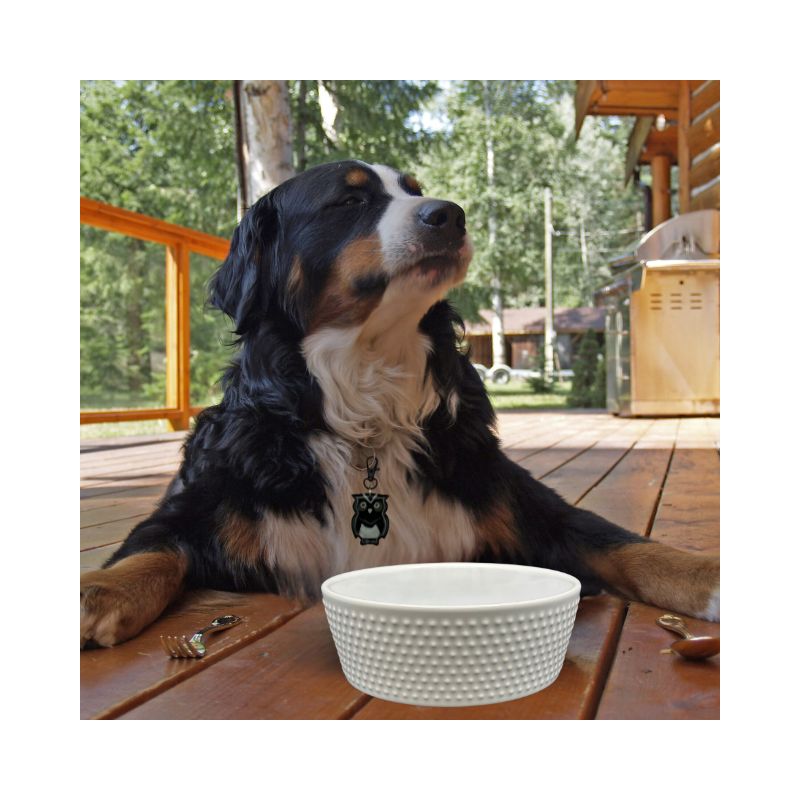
{"left": 320, "top": 562, "right": 581, "bottom": 612}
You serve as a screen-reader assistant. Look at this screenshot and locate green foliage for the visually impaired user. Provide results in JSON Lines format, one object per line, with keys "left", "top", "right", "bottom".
{"left": 80, "top": 80, "right": 638, "bottom": 415}
{"left": 568, "top": 332, "right": 606, "bottom": 408}
{"left": 526, "top": 343, "right": 551, "bottom": 394}
{"left": 80, "top": 80, "right": 238, "bottom": 409}
{"left": 289, "top": 80, "right": 439, "bottom": 171}
{"left": 414, "top": 81, "right": 641, "bottom": 320}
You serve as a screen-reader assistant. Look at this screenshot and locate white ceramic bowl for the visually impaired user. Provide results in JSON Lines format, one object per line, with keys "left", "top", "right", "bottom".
{"left": 321, "top": 562, "right": 580, "bottom": 707}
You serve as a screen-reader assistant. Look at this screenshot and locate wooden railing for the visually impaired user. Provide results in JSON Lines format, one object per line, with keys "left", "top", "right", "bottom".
{"left": 80, "top": 198, "right": 231, "bottom": 430}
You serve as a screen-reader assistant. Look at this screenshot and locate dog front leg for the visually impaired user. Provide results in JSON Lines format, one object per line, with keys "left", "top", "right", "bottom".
{"left": 80, "top": 548, "right": 188, "bottom": 649}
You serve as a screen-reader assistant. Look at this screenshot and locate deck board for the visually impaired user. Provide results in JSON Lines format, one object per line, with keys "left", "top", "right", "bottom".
{"left": 80, "top": 411, "right": 720, "bottom": 719}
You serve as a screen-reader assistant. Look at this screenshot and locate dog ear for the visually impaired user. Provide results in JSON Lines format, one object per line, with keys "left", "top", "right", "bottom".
{"left": 209, "top": 195, "right": 277, "bottom": 334}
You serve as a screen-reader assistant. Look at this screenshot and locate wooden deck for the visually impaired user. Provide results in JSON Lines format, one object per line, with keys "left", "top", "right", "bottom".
{"left": 80, "top": 410, "right": 720, "bottom": 720}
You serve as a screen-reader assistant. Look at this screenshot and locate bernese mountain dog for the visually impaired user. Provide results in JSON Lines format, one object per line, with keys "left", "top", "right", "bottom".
{"left": 80, "top": 160, "right": 720, "bottom": 648}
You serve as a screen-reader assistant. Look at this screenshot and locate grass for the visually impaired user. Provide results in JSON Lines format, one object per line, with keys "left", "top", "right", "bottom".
{"left": 485, "top": 379, "right": 572, "bottom": 410}
{"left": 80, "top": 419, "right": 175, "bottom": 440}
{"left": 80, "top": 379, "right": 573, "bottom": 439}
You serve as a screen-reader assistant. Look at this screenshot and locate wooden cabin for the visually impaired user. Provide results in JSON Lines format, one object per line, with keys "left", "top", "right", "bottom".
{"left": 576, "top": 81, "right": 720, "bottom": 416}
{"left": 464, "top": 307, "right": 604, "bottom": 370}
{"left": 575, "top": 80, "right": 720, "bottom": 227}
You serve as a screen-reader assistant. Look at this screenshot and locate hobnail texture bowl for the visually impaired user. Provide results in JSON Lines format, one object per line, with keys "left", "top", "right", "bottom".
{"left": 321, "top": 562, "right": 580, "bottom": 707}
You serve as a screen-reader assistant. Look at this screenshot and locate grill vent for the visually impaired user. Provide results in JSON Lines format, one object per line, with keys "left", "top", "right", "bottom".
{"left": 648, "top": 290, "right": 704, "bottom": 311}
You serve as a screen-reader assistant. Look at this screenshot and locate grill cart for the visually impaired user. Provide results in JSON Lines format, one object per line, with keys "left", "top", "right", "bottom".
{"left": 595, "top": 209, "right": 719, "bottom": 417}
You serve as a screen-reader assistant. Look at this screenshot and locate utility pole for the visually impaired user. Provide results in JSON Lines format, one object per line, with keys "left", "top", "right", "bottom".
{"left": 579, "top": 217, "right": 590, "bottom": 304}
{"left": 543, "top": 187, "right": 555, "bottom": 383}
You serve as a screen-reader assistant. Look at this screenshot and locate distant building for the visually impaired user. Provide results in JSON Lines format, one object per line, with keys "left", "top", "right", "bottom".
{"left": 463, "top": 307, "right": 604, "bottom": 370}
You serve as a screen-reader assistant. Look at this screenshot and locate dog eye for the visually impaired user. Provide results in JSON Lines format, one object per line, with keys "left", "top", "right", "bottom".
{"left": 341, "top": 195, "right": 365, "bottom": 207}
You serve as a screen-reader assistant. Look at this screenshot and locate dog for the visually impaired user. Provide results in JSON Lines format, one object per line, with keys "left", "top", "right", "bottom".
{"left": 80, "top": 160, "right": 720, "bottom": 648}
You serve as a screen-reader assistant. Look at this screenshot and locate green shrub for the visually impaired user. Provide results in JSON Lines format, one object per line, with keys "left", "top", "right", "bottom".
{"left": 568, "top": 332, "right": 606, "bottom": 408}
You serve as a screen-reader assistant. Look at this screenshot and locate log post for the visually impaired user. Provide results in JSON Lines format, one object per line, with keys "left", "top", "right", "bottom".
{"left": 678, "top": 79, "right": 691, "bottom": 214}
{"left": 651, "top": 154, "right": 672, "bottom": 227}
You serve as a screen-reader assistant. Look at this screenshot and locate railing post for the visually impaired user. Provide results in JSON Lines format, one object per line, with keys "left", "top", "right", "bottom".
{"left": 165, "top": 242, "right": 192, "bottom": 430}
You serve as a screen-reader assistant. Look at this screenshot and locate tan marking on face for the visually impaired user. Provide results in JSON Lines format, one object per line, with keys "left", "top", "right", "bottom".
{"left": 402, "top": 174, "right": 422, "bottom": 195}
{"left": 585, "top": 541, "right": 720, "bottom": 619}
{"left": 80, "top": 550, "right": 188, "bottom": 647}
{"left": 308, "top": 235, "right": 386, "bottom": 332}
{"left": 345, "top": 168, "right": 370, "bottom": 187}
{"left": 474, "top": 500, "right": 522, "bottom": 559}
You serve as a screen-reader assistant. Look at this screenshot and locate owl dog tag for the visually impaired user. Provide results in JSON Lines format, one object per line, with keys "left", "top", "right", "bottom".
{"left": 351, "top": 455, "right": 389, "bottom": 546}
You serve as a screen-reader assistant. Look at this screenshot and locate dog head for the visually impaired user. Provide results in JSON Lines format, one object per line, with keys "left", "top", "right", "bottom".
{"left": 209, "top": 160, "right": 472, "bottom": 337}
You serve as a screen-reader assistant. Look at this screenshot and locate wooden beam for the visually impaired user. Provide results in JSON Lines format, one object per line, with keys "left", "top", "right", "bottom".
{"left": 678, "top": 80, "right": 692, "bottom": 214}
{"left": 165, "top": 243, "right": 192, "bottom": 431}
{"left": 689, "top": 105, "right": 720, "bottom": 159}
{"left": 80, "top": 408, "right": 186, "bottom": 425}
{"left": 625, "top": 117, "right": 654, "bottom": 185}
{"left": 651, "top": 154, "right": 672, "bottom": 227}
{"left": 691, "top": 80, "right": 720, "bottom": 119}
{"left": 690, "top": 178, "right": 720, "bottom": 212}
{"left": 575, "top": 80, "right": 599, "bottom": 138}
{"left": 80, "top": 197, "right": 230, "bottom": 261}
{"left": 690, "top": 144, "right": 720, "bottom": 191}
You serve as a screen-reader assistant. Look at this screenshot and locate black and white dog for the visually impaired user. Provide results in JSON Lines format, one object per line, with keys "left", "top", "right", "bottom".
{"left": 80, "top": 161, "right": 719, "bottom": 648}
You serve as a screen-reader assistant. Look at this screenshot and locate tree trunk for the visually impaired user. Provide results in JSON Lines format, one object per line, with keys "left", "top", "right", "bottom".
{"left": 234, "top": 80, "right": 294, "bottom": 216}
{"left": 484, "top": 82, "right": 505, "bottom": 369}
{"left": 296, "top": 80, "right": 308, "bottom": 173}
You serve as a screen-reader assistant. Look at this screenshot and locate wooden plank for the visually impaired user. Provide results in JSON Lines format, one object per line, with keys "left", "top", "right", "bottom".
{"left": 690, "top": 179, "right": 720, "bottom": 211}
{"left": 594, "top": 417, "right": 719, "bottom": 719}
{"left": 576, "top": 418, "right": 677, "bottom": 532}
{"left": 81, "top": 543, "right": 118, "bottom": 572}
{"left": 690, "top": 144, "right": 720, "bottom": 191}
{"left": 80, "top": 197, "right": 230, "bottom": 261}
{"left": 80, "top": 446, "right": 183, "bottom": 479}
{"left": 594, "top": 602, "right": 719, "bottom": 719}
{"left": 81, "top": 498, "right": 161, "bottom": 528}
{"left": 81, "top": 515, "right": 150, "bottom": 551}
{"left": 353, "top": 418, "right": 674, "bottom": 719}
{"left": 80, "top": 460, "right": 180, "bottom": 489}
{"left": 81, "top": 484, "right": 166, "bottom": 513}
{"left": 518, "top": 416, "right": 627, "bottom": 478}
{"left": 81, "top": 407, "right": 185, "bottom": 425}
{"left": 81, "top": 475, "right": 172, "bottom": 500}
{"left": 689, "top": 106, "right": 720, "bottom": 159}
{"left": 116, "top": 605, "right": 368, "bottom": 719}
{"left": 691, "top": 80, "right": 720, "bottom": 120}
{"left": 678, "top": 80, "right": 691, "bottom": 213}
{"left": 81, "top": 591, "right": 303, "bottom": 719}
{"left": 541, "top": 418, "right": 652, "bottom": 505}
{"left": 80, "top": 439, "right": 183, "bottom": 469}
{"left": 574, "top": 80, "right": 599, "bottom": 137}
{"left": 625, "top": 116, "right": 654, "bottom": 184}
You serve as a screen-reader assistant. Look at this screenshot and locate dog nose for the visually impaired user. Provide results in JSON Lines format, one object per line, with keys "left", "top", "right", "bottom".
{"left": 417, "top": 201, "right": 466, "bottom": 237}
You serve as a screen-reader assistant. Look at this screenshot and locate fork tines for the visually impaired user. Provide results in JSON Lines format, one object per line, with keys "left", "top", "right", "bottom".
{"left": 161, "top": 635, "right": 203, "bottom": 658}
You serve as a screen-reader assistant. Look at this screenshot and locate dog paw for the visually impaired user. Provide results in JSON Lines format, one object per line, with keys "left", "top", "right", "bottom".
{"left": 696, "top": 584, "right": 720, "bottom": 622}
{"left": 80, "top": 574, "right": 141, "bottom": 649}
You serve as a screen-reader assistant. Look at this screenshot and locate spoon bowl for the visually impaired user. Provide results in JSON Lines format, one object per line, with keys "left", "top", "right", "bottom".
{"left": 656, "top": 614, "right": 720, "bottom": 661}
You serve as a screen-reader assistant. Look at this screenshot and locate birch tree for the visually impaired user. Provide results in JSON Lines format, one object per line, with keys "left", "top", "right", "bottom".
{"left": 234, "top": 80, "right": 295, "bottom": 215}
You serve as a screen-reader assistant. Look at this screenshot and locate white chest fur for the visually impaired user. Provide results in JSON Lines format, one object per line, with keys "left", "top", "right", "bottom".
{"left": 255, "top": 325, "right": 478, "bottom": 600}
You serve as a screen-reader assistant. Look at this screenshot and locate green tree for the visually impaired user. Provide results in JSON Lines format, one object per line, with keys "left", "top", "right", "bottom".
{"left": 80, "top": 80, "right": 238, "bottom": 409}
{"left": 568, "top": 332, "right": 604, "bottom": 408}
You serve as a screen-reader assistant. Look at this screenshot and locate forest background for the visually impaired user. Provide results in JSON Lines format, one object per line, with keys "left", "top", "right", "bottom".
{"left": 80, "top": 80, "right": 646, "bottom": 415}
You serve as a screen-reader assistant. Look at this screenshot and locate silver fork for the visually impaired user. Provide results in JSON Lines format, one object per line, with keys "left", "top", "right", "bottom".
{"left": 161, "top": 614, "right": 243, "bottom": 658}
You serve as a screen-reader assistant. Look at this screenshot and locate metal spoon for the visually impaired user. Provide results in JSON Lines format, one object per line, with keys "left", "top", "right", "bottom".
{"left": 656, "top": 614, "right": 720, "bottom": 660}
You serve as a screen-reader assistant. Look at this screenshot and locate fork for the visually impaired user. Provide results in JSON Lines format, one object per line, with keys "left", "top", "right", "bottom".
{"left": 161, "top": 614, "right": 243, "bottom": 658}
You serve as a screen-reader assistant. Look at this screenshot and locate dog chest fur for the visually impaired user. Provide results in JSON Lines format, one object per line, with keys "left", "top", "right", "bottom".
{"left": 253, "top": 324, "right": 479, "bottom": 600}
